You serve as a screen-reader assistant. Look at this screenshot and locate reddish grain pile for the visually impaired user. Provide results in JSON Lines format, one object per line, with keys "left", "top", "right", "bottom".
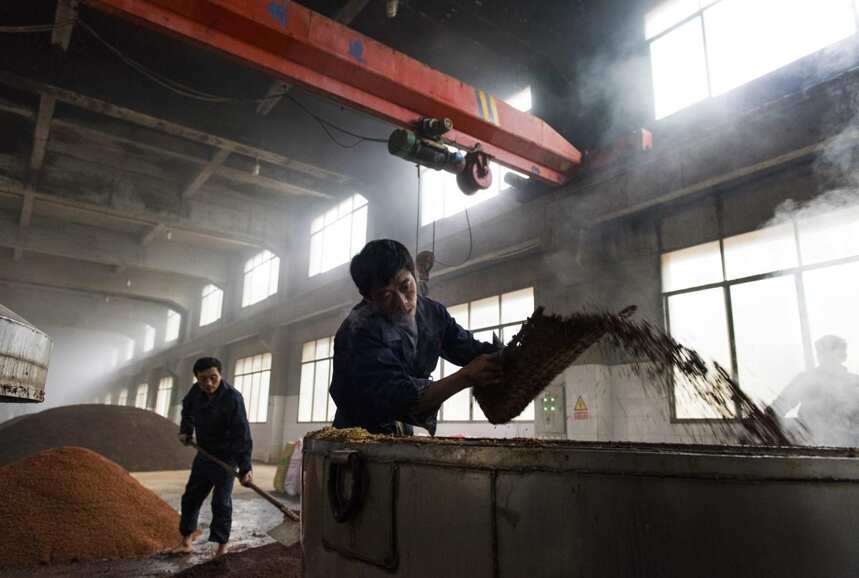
{"left": 0, "top": 446, "right": 182, "bottom": 569}
{"left": 174, "top": 543, "right": 301, "bottom": 578}
{"left": 0, "top": 404, "right": 194, "bottom": 471}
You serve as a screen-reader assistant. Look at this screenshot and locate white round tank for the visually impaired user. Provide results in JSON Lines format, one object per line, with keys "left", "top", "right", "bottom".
{"left": 0, "top": 304, "right": 52, "bottom": 403}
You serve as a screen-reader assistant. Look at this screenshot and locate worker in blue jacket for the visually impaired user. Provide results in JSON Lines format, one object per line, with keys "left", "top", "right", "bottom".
{"left": 330, "top": 239, "right": 502, "bottom": 436}
{"left": 173, "top": 357, "right": 252, "bottom": 557}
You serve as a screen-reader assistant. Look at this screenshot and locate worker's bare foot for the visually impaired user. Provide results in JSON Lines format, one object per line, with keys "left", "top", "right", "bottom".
{"left": 169, "top": 542, "right": 193, "bottom": 555}
{"left": 214, "top": 543, "right": 228, "bottom": 557}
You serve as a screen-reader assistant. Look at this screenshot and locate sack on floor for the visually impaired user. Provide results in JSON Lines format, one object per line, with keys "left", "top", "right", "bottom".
{"left": 272, "top": 442, "right": 296, "bottom": 493}
{"left": 284, "top": 440, "right": 303, "bottom": 497}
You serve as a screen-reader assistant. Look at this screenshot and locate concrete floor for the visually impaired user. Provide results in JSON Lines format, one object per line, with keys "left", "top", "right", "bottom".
{"left": 5, "top": 463, "right": 300, "bottom": 577}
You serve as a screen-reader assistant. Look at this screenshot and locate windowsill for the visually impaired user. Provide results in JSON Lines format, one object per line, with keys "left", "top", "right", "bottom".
{"left": 438, "top": 421, "right": 535, "bottom": 424}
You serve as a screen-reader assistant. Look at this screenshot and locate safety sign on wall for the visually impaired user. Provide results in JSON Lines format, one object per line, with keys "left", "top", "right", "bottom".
{"left": 574, "top": 396, "right": 589, "bottom": 421}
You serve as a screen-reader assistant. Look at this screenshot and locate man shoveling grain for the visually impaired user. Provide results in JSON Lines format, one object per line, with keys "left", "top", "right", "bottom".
{"left": 173, "top": 357, "right": 253, "bottom": 557}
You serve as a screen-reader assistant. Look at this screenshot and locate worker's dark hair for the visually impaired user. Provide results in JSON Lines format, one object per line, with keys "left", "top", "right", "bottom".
{"left": 193, "top": 356, "right": 223, "bottom": 376}
{"left": 350, "top": 239, "right": 415, "bottom": 298}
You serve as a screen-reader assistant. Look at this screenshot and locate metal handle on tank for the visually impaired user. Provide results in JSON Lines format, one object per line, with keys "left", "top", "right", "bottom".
{"left": 327, "top": 449, "right": 366, "bottom": 523}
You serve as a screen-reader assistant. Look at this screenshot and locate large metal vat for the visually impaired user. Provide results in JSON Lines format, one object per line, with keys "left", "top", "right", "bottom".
{"left": 0, "top": 304, "right": 52, "bottom": 403}
{"left": 303, "top": 433, "right": 859, "bottom": 578}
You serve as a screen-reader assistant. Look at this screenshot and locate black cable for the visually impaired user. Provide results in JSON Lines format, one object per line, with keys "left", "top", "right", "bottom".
{"left": 432, "top": 208, "right": 474, "bottom": 268}
{"left": 77, "top": 18, "right": 389, "bottom": 147}
{"left": 0, "top": 20, "right": 78, "bottom": 33}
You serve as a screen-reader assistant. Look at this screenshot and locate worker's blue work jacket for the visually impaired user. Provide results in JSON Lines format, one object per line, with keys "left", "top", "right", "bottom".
{"left": 330, "top": 295, "right": 496, "bottom": 436}
{"left": 180, "top": 380, "right": 253, "bottom": 475}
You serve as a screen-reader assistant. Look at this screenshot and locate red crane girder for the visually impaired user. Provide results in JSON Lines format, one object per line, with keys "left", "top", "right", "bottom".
{"left": 85, "top": 0, "right": 582, "bottom": 185}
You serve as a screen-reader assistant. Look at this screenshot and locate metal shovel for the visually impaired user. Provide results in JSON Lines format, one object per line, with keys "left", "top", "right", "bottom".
{"left": 187, "top": 440, "right": 301, "bottom": 546}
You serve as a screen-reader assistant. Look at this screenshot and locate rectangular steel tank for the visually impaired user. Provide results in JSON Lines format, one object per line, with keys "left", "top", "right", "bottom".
{"left": 303, "top": 432, "right": 859, "bottom": 578}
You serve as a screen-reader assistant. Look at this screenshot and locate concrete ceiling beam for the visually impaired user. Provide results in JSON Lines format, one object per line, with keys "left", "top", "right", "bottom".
{"left": 0, "top": 211, "right": 231, "bottom": 285}
{"left": 0, "top": 71, "right": 345, "bottom": 190}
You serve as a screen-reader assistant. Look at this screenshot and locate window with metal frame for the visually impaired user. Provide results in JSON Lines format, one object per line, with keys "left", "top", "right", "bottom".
{"left": 233, "top": 352, "right": 272, "bottom": 423}
{"left": 117, "top": 389, "right": 128, "bottom": 406}
{"left": 125, "top": 339, "right": 135, "bottom": 362}
{"left": 647, "top": 0, "right": 858, "bottom": 119}
{"left": 308, "top": 194, "right": 368, "bottom": 277}
{"left": 200, "top": 284, "right": 224, "bottom": 326}
{"left": 142, "top": 324, "right": 156, "bottom": 353}
{"left": 165, "top": 309, "right": 181, "bottom": 342}
{"left": 104, "top": 392, "right": 112, "bottom": 405}
{"left": 298, "top": 337, "right": 337, "bottom": 423}
{"left": 242, "top": 250, "right": 280, "bottom": 307}
{"left": 135, "top": 383, "right": 148, "bottom": 409}
{"left": 662, "top": 204, "right": 859, "bottom": 419}
{"left": 155, "top": 377, "right": 173, "bottom": 418}
{"left": 432, "top": 287, "right": 536, "bottom": 422}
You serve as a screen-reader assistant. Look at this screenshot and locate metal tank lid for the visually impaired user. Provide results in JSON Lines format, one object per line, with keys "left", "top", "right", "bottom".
{"left": 0, "top": 304, "right": 48, "bottom": 337}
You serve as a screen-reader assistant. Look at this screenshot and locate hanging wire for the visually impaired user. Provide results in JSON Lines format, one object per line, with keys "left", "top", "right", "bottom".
{"left": 417, "top": 167, "right": 474, "bottom": 268}
{"left": 75, "top": 19, "right": 389, "bottom": 148}
{"left": 0, "top": 20, "right": 78, "bottom": 33}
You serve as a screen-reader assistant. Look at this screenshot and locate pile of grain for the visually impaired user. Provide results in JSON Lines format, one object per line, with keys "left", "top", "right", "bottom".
{"left": 0, "top": 446, "right": 182, "bottom": 568}
{"left": 0, "top": 404, "right": 194, "bottom": 471}
{"left": 174, "top": 543, "right": 301, "bottom": 577}
{"left": 474, "top": 306, "right": 789, "bottom": 445}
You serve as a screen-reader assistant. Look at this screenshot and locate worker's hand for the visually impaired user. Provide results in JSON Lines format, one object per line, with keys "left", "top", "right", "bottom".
{"left": 461, "top": 354, "right": 503, "bottom": 388}
{"left": 178, "top": 433, "right": 193, "bottom": 446}
{"left": 240, "top": 470, "right": 254, "bottom": 487}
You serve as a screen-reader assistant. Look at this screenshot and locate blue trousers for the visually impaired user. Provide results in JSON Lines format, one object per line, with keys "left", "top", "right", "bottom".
{"left": 179, "top": 454, "right": 235, "bottom": 544}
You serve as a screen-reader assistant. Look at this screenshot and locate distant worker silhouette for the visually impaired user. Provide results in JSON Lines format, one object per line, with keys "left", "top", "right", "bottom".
{"left": 769, "top": 335, "right": 859, "bottom": 447}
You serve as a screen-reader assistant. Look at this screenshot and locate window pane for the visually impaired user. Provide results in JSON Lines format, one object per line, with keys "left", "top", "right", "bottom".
{"left": 505, "top": 86, "right": 532, "bottom": 112}
{"left": 324, "top": 207, "right": 338, "bottom": 227}
{"left": 338, "top": 197, "right": 353, "bottom": 217}
{"left": 420, "top": 169, "right": 445, "bottom": 226}
{"left": 668, "top": 288, "right": 734, "bottom": 418}
{"left": 322, "top": 217, "right": 350, "bottom": 272}
{"left": 315, "top": 337, "right": 331, "bottom": 360}
{"left": 650, "top": 16, "right": 709, "bottom": 119}
{"left": 298, "top": 364, "right": 314, "bottom": 422}
{"left": 803, "top": 261, "right": 859, "bottom": 374}
{"left": 246, "top": 374, "right": 258, "bottom": 422}
{"left": 442, "top": 388, "right": 470, "bottom": 421}
{"left": 312, "top": 359, "right": 331, "bottom": 421}
{"left": 258, "top": 371, "right": 271, "bottom": 422}
{"left": 472, "top": 397, "right": 489, "bottom": 421}
{"left": 798, "top": 205, "right": 859, "bottom": 265}
{"left": 143, "top": 325, "right": 155, "bottom": 352}
{"left": 262, "top": 353, "right": 272, "bottom": 371}
{"left": 448, "top": 303, "right": 469, "bottom": 329}
{"left": 731, "top": 276, "right": 805, "bottom": 406}
{"left": 645, "top": 0, "right": 701, "bottom": 39}
{"left": 470, "top": 296, "right": 500, "bottom": 330}
{"left": 705, "top": 0, "right": 855, "bottom": 96}
{"left": 661, "top": 241, "right": 723, "bottom": 292}
{"left": 311, "top": 215, "right": 324, "bottom": 234}
{"left": 473, "top": 329, "right": 496, "bottom": 345}
{"left": 252, "top": 354, "right": 262, "bottom": 373}
{"left": 308, "top": 232, "right": 323, "bottom": 277}
{"left": 723, "top": 224, "right": 798, "bottom": 280}
{"left": 441, "top": 360, "right": 460, "bottom": 379}
{"left": 512, "top": 400, "right": 535, "bottom": 421}
{"left": 501, "top": 288, "right": 535, "bottom": 324}
{"left": 268, "top": 257, "right": 280, "bottom": 295}
{"left": 302, "top": 341, "right": 316, "bottom": 363}
{"left": 501, "top": 323, "right": 522, "bottom": 345}
{"left": 351, "top": 205, "right": 368, "bottom": 257}
{"left": 327, "top": 393, "right": 337, "bottom": 422}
